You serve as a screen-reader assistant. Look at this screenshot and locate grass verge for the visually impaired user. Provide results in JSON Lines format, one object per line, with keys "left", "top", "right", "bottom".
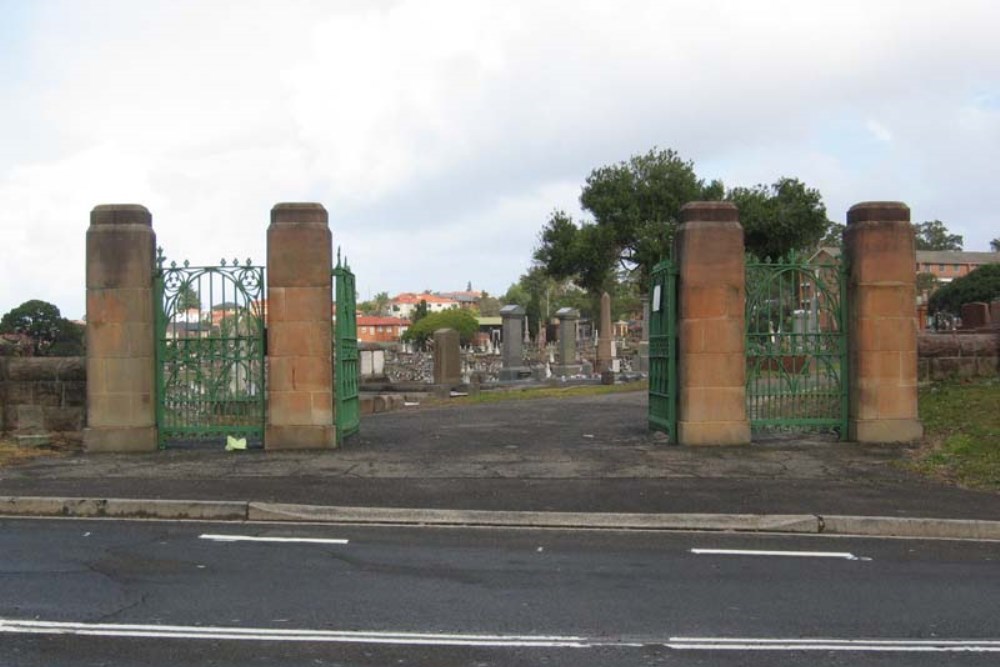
{"left": 0, "top": 437, "right": 75, "bottom": 469}
{"left": 906, "top": 378, "right": 1000, "bottom": 490}
{"left": 430, "top": 380, "right": 648, "bottom": 407}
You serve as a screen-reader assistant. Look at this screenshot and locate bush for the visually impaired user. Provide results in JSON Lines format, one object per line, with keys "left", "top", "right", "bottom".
{"left": 402, "top": 308, "right": 479, "bottom": 347}
{"left": 929, "top": 264, "right": 1000, "bottom": 314}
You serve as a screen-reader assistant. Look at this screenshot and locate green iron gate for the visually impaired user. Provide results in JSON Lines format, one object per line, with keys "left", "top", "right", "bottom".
{"left": 332, "top": 249, "right": 360, "bottom": 445}
{"left": 745, "top": 253, "right": 848, "bottom": 438}
{"left": 648, "top": 258, "right": 678, "bottom": 440}
{"left": 155, "top": 250, "right": 266, "bottom": 448}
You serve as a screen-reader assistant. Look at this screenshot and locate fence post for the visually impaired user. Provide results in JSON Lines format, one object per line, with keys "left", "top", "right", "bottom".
{"left": 845, "top": 202, "right": 923, "bottom": 442}
{"left": 83, "top": 204, "right": 158, "bottom": 452}
{"left": 675, "top": 201, "right": 750, "bottom": 446}
{"left": 265, "top": 203, "right": 336, "bottom": 449}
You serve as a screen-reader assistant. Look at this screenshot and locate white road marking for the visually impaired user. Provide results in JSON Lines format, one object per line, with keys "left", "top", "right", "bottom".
{"left": 1, "top": 619, "right": 997, "bottom": 652}
{"left": 0, "top": 619, "right": 607, "bottom": 648}
{"left": 199, "top": 534, "right": 349, "bottom": 545}
{"left": 690, "top": 548, "right": 869, "bottom": 560}
{"left": 667, "top": 637, "right": 1000, "bottom": 652}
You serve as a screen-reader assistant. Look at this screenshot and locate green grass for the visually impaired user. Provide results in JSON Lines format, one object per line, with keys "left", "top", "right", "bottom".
{"left": 429, "top": 380, "right": 648, "bottom": 407}
{"left": 908, "top": 378, "right": 1000, "bottom": 490}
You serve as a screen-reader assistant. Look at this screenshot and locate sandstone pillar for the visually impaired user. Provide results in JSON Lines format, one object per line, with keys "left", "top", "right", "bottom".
{"left": 83, "top": 204, "right": 158, "bottom": 452}
{"left": 552, "top": 307, "right": 582, "bottom": 377}
{"left": 498, "top": 305, "right": 531, "bottom": 381}
{"left": 433, "top": 328, "right": 462, "bottom": 386}
{"left": 845, "top": 202, "right": 923, "bottom": 442}
{"left": 265, "top": 203, "right": 335, "bottom": 449}
{"left": 676, "top": 201, "right": 750, "bottom": 446}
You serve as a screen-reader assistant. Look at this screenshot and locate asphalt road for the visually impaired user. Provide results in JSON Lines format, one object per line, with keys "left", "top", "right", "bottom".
{"left": 2, "top": 518, "right": 999, "bottom": 666}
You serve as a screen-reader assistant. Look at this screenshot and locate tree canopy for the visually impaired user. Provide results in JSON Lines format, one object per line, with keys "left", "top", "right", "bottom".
{"left": 0, "top": 299, "right": 84, "bottom": 356}
{"left": 914, "top": 220, "right": 963, "bottom": 251}
{"left": 533, "top": 147, "right": 834, "bottom": 295}
{"left": 402, "top": 308, "right": 479, "bottom": 347}
{"left": 928, "top": 264, "right": 1000, "bottom": 315}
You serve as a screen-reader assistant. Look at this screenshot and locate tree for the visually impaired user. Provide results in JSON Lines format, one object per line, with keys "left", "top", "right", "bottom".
{"left": 818, "top": 222, "right": 845, "bottom": 249}
{"left": 402, "top": 308, "right": 479, "bottom": 347}
{"left": 991, "top": 237, "right": 1000, "bottom": 252}
{"left": 0, "top": 300, "right": 84, "bottom": 356}
{"left": 411, "top": 299, "right": 429, "bottom": 324}
{"left": 916, "top": 272, "right": 940, "bottom": 295}
{"left": 914, "top": 220, "right": 963, "bottom": 251}
{"left": 357, "top": 291, "right": 390, "bottom": 316}
{"left": 928, "top": 264, "right": 1000, "bottom": 314}
{"left": 729, "top": 177, "right": 830, "bottom": 259}
{"left": 534, "top": 148, "right": 723, "bottom": 293}
{"left": 476, "top": 291, "right": 502, "bottom": 317}
{"left": 176, "top": 283, "right": 201, "bottom": 311}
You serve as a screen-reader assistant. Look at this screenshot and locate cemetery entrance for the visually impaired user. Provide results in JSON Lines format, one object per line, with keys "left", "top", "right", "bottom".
{"left": 745, "top": 254, "right": 848, "bottom": 438}
{"left": 154, "top": 251, "right": 266, "bottom": 448}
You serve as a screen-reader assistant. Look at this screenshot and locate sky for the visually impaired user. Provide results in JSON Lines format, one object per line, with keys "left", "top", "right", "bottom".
{"left": 1, "top": 0, "right": 998, "bottom": 319}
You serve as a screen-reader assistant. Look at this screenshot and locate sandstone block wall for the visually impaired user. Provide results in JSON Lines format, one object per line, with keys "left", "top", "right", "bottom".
{"left": 918, "top": 332, "right": 1000, "bottom": 381}
{"left": 0, "top": 357, "right": 86, "bottom": 444}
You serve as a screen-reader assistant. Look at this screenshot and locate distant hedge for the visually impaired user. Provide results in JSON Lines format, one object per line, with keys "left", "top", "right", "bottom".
{"left": 402, "top": 309, "right": 479, "bottom": 347}
{"left": 929, "top": 264, "right": 1000, "bottom": 314}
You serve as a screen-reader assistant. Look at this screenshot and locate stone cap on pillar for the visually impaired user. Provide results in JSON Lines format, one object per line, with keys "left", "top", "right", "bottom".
{"left": 555, "top": 307, "right": 580, "bottom": 320}
{"left": 500, "top": 304, "right": 525, "bottom": 317}
{"left": 847, "top": 201, "right": 910, "bottom": 224}
{"left": 680, "top": 201, "right": 739, "bottom": 224}
{"left": 90, "top": 204, "right": 151, "bottom": 227}
{"left": 270, "top": 203, "right": 329, "bottom": 226}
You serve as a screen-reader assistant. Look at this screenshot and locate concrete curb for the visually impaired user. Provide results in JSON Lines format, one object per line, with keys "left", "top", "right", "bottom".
{"left": 247, "top": 502, "right": 820, "bottom": 532}
{"left": 2, "top": 496, "right": 999, "bottom": 540}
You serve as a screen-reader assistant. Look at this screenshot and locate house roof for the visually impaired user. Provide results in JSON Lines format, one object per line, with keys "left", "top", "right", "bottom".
{"left": 811, "top": 246, "right": 1000, "bottom": 266}
{"left": 357, "top": 316, "right": 410, "bottom": 326}
{"left": 391, "top": 293, "right": 459, "bottom": 305}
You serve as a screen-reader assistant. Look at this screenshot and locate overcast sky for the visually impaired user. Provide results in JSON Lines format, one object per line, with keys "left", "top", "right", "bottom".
{"left": 2, "top": 0, "right": 998, "bottom": 319}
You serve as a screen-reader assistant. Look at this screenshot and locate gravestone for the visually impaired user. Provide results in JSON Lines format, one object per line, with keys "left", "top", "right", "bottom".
{"left": 552, "top": 307, "right": 583, "bottom": 377}
{"left": 499, "top": 304, "right": 532, "bottom": 381}
{"left": 433, "top": 328, "right": 462, "bottom": 386}
{"left": 961, "top": 302, "right": 990, "bottom": 331}
{"left": 596, "top": 291, "right": 615, "bottom": 378}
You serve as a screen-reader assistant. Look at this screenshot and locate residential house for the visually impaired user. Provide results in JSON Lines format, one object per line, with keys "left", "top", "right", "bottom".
{"left": 356, "top": 316, "right": 410, "bottom": 344}
{"left": 389, "top": 293, "right": 460, "bottom": 318}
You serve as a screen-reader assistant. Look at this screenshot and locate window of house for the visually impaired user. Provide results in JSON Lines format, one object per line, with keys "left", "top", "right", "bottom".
{"left": 939, "top": 264, "right": 945, "bottom": 271}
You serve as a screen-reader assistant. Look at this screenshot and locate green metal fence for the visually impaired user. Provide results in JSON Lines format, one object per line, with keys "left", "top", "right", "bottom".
{"left": 648, "top": 258, "right": 678, "bottom": 440}
{"left": 332, "top": 250, "right": 360, "bottom": 445}
{"left": 155, "top": 250, "right": 266, "bottom": 448}
{"left": 745, "top": 253, "right": 848, "bottom": 438}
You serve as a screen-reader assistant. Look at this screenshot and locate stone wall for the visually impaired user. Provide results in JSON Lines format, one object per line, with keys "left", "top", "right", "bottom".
{"left": 0, "top": 357, "right": 86, "bottom": 445}
{"left": 917, "top": 332, "right": 1000, "bottom": 381}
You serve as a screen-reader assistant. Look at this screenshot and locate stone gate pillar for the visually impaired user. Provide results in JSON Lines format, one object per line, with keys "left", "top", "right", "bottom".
{"left": 266, "top": 203, "right": 336, "bottom": 449}
{"left": 845, "top": 202, "right": 923, "bottom": 442}
{"left": 83, "top": 204, "right": 158, "bottom": 452}
{"left": 675, "top": 201, "right": 750, "bottom": 446}
{"left": 552, "top": 307, "right": 582, "bottom": 377}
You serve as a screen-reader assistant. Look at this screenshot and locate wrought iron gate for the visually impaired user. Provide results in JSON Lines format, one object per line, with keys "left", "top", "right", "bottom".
{"left": 648, "top": 258, "right": 678, "bottom": 440}
{"left": 332, "top": 250, "right": 360, "bottom": 444}
{"left": 155, "top": 250, "right": 266, "bottom": 448}
{"left": 745, "top": 253, "right": 848, "bottom": 438}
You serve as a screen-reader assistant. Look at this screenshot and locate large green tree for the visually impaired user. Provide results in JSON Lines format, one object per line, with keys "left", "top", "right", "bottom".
{"left": 0, "top": 299, "right": 82, "bottom": 356}
{"left": 914, "top": 220, "right": 963, "bottom": 251}
{"left": 534, "top": 148, "right": 832, "bottom": 296}
{"left": 534, "top": 148, "right": 723, "bottom": 293}
{"left": 929, "top": 264, "right": 1000, "bottom": 315}
{"left": 990, "top": 237, "right": 1000, "bottom": 252}
{"left": 729, "top": 177, "right": 830, "bottom": 259}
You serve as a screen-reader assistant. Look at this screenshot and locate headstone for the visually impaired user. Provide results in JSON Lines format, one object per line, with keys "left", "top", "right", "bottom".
{"left": 552, "top": 307, "right": 583, "bottom": 377}
{"left": 596, "top": 291, "right": 615, "bottom": 375}
{"left": 499, "top": 304, "right": 532, "bottom": 381}
{"left": 960, "top": 302, "right": 990, "bottom": 331}
{"left": 991, "top": 299, "right": 1000, "bottom": 330}
{"left": 433, "top": 328, "right": 461, "bottom": 386}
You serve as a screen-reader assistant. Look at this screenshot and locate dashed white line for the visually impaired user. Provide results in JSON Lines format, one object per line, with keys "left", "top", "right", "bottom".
{"left": 199, "top": 534, "right": 349, "bottom": 545}
{"left": 690, "top": 548, "right": 869, "bottom": 560}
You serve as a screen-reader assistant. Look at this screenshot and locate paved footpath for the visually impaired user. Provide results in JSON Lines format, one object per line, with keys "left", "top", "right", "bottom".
{"left": 2, "top": 392, "right": 999, "bottom": 531}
